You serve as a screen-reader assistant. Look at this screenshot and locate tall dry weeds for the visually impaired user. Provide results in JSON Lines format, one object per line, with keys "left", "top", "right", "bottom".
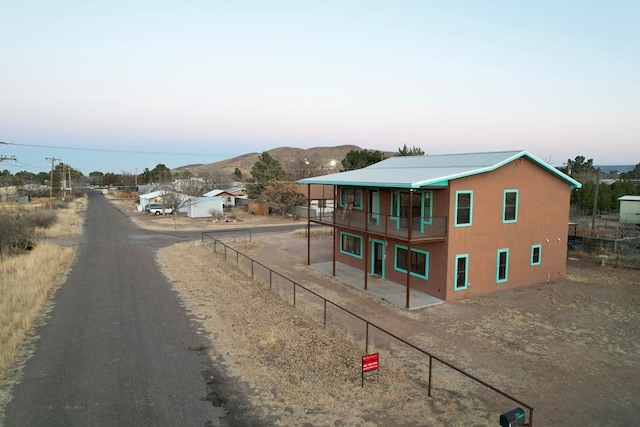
{"left": 0, "top": 243, "right": 74, "bottom": 376}
{"left": 38, "top": 195, "right": 86, "bottom": 238}
{"left": 0, "top": 196, "right": 84, "bottom": 379}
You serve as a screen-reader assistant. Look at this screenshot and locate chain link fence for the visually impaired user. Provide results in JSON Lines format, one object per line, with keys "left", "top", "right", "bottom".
{"left": 569, "top": 216, "right": 640, "bottom": 268}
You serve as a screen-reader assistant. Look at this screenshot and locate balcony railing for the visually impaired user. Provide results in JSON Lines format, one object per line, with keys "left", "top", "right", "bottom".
{"left": 310, "top": 205, "right": 447, "bottom": 241}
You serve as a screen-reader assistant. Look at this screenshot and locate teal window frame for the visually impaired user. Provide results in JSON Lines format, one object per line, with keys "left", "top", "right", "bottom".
{"left": 390, "top": 190, "right": 433, "bottom": 231}
{"left": 339, "top": 232, "right": 363, "bottom": 259}
{"left": 496, "top": 248, "right": 509, "bottom": 283}
{"left": 339, "top": 187, "right": 363, "bottom": 209}
{"left": 370, "top": 238, "right": 386, "bottom": 277}
{"left": 455, "top": 190, "right": 473, "bottom": 227}
{"left": 454, "top": 254, "right": 469, "bottom": 291}
{"left": 531, "top": 244, "right": 542, "bottom": 265}
{"left": 394, "top": 245, "right": 429, "bottom": 280}
{"left": 503, "top": 189, "right": 519, "bottom": 223}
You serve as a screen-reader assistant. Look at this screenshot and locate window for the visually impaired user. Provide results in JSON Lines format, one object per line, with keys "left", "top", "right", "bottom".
{"left": 455, "top": 191, "right": 473, "bottom": 226}
{"left": 496, "top": 249, "right": 509, "bottom": 283}
{"left": 340, "top": 187, "right": 362, "bottom": 208}
{"left": 531, "top": 244, "right": 541, "bottom": 265}
{"left": 395, "top": 246, "right": 429, "bottom": 279}
{"left": 340, "top": 232, "right": 362, "bottom": 258}
{"left": 454, "top": 254, "right": 469, "bottom": 290}
{"left": 503, "top": 190, "right": 518, "bottom": 223}
{"left": 392, "top": 190, "right": 433, "bottom": 229}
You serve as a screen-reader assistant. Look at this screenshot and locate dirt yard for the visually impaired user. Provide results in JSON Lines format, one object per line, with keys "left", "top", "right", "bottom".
{"left": 128, "top": 200, "right": 640, "bottom": 426}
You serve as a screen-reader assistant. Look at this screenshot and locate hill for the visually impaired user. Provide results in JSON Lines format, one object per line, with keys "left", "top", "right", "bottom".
{"left": 173, "top": 145, "right": 363, "bottom": 177}
{"left": 595, "top": 165, "right": 635, "bottom": 174}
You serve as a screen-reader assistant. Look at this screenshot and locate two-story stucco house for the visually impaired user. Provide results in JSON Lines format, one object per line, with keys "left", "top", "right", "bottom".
{"left": 298, "top": 150, "right": 581, "bottom": 306}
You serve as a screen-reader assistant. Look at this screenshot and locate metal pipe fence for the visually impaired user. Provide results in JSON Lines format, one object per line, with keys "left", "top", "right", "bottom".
{"left": 202, "top": 231, "right": 535, "bottom": 425}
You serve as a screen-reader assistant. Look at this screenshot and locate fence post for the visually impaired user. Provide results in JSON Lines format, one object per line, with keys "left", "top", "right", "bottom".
{"left": 365, "top": 323, "right": 370, "bottom": 354}
{"left": 293, "top": 283, "right": 296, "bottom": 306}
{"left": 428, "top": 355, "right": 433, "bottom": 397}
{"left": 269, "top": 270, "right": 272, "bottom": 290}
{"left": 529, "top": 408, "right": 534, "bottom": 427}
{"left": 323, "top": 299, "right": 327, "bottom": 327}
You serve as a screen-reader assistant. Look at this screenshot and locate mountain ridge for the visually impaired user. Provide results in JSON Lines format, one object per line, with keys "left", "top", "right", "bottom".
{"left": 173, "top": 145, "right": 364, "bottom": 176}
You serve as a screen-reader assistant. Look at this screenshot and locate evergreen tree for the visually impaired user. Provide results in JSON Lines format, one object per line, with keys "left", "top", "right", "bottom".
{"left": 341, "top": 149, "right": 384, "bottom": 171}
{"left": 246, "top": 152, "right": 288, "bottom": 200}
{"left": 396, "top": 144, "right": 425, "bottom": 156}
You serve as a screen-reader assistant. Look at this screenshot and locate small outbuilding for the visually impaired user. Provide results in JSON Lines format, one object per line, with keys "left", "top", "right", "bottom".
{"left": 186, "top": 197, "right": 224, "bottom": 218}
{"left": 618, "top": 195, "right": 640, "bottom": 225}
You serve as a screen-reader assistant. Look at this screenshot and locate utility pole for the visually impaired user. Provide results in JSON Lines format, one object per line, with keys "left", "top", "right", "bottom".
{"left": 46, "top": 157, "right": 60, "bottom": 209}
{"left": 591, "top": 170, "right": 600, "bottom": 230}
{"left": 60, "top": 163, "right": 66, "bottom": 200}
{"left": 68, "top": 165, "right": 72, "bottom": 196}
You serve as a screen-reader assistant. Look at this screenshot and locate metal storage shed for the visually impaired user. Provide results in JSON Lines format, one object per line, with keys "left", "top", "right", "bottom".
{"left": 186, "top": 197, "right": 224, "bottom": 218}
{"left": 618, "top": 195, "right": 640, "bottom": 224}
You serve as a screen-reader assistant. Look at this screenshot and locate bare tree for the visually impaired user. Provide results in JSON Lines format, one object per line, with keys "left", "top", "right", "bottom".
{"left": 261, "top": 182, "right": 307, "bottom": 217}
{"left": 286, "top": 154, "right": 323, "bottom": 180}
{"left": 161, "top": 189, "right": 190, "bottom": 230}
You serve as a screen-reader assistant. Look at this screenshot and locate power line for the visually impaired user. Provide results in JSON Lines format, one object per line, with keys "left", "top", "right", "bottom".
{"left": 1, "top": 141, "right": 229, "bottom": 158}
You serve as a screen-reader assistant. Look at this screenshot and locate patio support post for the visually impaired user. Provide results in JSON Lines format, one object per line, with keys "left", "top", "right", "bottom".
{"left": 332, "top": 185, "right": 337, "bottom": 277}
{"left": 406, "top": 189, "right": 414, "bottom": 309}
{"left": 364, "top": 188, "right": 369, "bottom": 291}
{"left": 307, "top": 184, "right": 311, "bottom": 266}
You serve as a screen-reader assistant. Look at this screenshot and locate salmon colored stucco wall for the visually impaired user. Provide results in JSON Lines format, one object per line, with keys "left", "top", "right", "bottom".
{"left": 445, "top": 158, "right": 572, "bottom": 301}
{"left": 334, "top": 188, "right": 451, "bottom": 300}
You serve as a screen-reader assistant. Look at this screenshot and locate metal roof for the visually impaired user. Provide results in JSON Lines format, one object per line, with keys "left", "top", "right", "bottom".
{"left": 203, "top": 189, "right": 234, "bottom": 197}
{"left": 618, "top": 195, "right": 640, "bottom": 201}
{"left": 298, "top": 150, "right": 582, "bottom": 189}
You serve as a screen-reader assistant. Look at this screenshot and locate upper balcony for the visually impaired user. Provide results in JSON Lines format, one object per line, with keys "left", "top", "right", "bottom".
{"left": 308, "top": 204, "right": 447, "bottom": 242}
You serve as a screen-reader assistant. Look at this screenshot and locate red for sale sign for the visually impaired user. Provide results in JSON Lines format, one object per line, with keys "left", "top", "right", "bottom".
{"left": 361, "top": 353, "right": 379, "bottom": 387}
{"left": 362, "top": 353, "right": 379, "bottom": 372}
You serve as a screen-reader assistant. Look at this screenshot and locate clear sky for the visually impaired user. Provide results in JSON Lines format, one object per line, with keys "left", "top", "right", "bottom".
{"left": 1, "top": 1, "right": 638, "bottom": 176}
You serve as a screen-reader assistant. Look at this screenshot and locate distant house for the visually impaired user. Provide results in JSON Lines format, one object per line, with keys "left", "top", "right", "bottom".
{"left": 138, "top": 190, "right": 167, "bottom": 211}
{"left": 203, "top": 189, "right": 236, "bottom": 207}
{"left": 618, "top": 195, "right": 640, "bottom": 225}
{"left": 299, "top": 150, "right": 581, "bottom": 305}
{"left": 139, "top": 188, "right": 190, "bottom": 212}
{"left": 175, "top": 177, "right": 207, "bottom": 193}
{"left": 225, "top": 184, "right": 248, "bottom": 199}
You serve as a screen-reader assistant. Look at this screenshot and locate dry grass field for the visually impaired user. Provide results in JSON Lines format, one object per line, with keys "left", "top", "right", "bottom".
{"left": 157, "top": 226, "right": 640, "bottom": 426}
{"left": 0, "top": 196, "right": 85, "bottom": 413}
